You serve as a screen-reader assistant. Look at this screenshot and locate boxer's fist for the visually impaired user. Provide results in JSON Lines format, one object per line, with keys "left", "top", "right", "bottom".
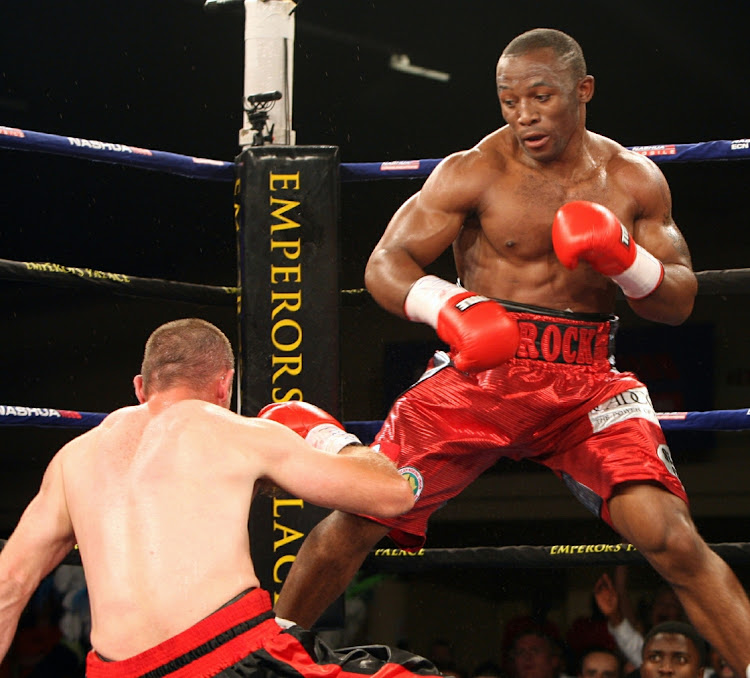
{"left": 404, "top": 275, "right": 519, "bottom": 372}
{"left": 437, "top": 292, "right": 519, "bottom": 372}
{"left": 258, "top": 401, "right": 342, "bottom": 438}
{"left": 552, "top": 200, "right": 664, "bottom": 299}
{"left": 257, "top": 401, "right": 361, "bottom": 454}
{"left": 552, "top": 200, "right": 635, "bottom": 274}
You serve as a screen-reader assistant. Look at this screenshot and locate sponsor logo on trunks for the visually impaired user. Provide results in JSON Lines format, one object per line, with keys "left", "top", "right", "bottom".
{"left": 515, "top": 319, "right": 610, "bottom": 364}
{"left": 398, "top": 466, "right": 424, "bottom": 500}
{"left": 588, "top": 387, "right": 660, "bottom": 433}
{"left": 454, "top": 294, "right": 489, "bottom": 312}
{"left": 730, "top": 138, "right": 750, "bottom": 151}
{"left": 657, "top": 443, "right": 679, "bottom": 478}
{"left": 631, "top": 145, "right": 676, "bottom": 156}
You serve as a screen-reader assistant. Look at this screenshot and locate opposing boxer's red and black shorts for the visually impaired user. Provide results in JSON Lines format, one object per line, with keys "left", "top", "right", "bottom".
{"left": 367, "top": 300, "right": 687, "bottom": 549}
{"left": 86, "top": 588, "right": 440, "bottom": 678}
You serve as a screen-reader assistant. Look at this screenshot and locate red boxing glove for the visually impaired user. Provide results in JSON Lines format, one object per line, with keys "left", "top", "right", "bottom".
{"left": 404, "top": 275, "right": 519, "bottom": 372}
{"left": 257, "top": 401, "right": 361, "bottom": 454}
{"left": 552, "top": 200, "right": 664, "bottom": 299}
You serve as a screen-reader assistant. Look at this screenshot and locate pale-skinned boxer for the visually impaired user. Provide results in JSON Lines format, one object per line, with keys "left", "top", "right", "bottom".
{"left": 0, "top": 319, "right": 440, "bottom": 678}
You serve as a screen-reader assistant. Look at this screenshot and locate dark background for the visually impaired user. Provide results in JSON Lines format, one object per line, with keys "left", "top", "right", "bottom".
{"left": 2, "top": 0, "right": 750, "bottom": 548}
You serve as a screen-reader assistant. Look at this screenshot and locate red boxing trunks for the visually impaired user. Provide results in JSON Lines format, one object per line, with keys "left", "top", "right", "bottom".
{"left": 86, "top": 588, "right": 440, "bottom": 678}
{"left": 369, "top": 301, "right": 687, "bottom": 549}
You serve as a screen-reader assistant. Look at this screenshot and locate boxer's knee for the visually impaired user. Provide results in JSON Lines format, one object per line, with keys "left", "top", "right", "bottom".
{"left": 609, "top": 482, "right": 708, "bottom": 581}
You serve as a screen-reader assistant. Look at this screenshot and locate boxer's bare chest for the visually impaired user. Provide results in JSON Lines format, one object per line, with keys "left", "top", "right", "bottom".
{"left": 472, "top": 157, "right": 630, "bottom": 259}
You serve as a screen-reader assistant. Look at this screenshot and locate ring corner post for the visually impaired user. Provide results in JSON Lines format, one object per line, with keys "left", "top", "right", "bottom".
{"left": 235, "top": 144, "right": 345, "bottom": 626}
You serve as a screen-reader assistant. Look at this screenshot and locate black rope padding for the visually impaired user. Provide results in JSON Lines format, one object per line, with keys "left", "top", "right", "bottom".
{"left": 694, "top": 269, "right": 750, "bottom": 295}
{"left": 0, "top": 258, "right": 239, "bottom": 306}
{"left": 4, "top": 540, "right": 750, "bottom": 570}
{"left": 2, "top": 260, "right": 748, "bottom": 308}
{"left": 361, "top": 542, "right": 750, "bottom": 572}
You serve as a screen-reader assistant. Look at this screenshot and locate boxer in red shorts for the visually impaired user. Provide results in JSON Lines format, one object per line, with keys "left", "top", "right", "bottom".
{"left": 275, "top": 28, "right": 750, "bottom": 676}
{"left": 369, "top": 302, "right": 687, "bottom": 549}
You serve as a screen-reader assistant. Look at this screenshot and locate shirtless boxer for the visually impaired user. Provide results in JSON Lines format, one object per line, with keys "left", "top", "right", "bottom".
{"left": 274, "top": 28, "right": 750, "bottom": 676}
{"left": 0, "top": 318, "right": 439, "bottom": 677}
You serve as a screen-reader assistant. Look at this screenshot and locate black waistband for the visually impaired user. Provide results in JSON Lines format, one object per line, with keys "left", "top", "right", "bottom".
{"left": 493, "top": 298, "right": 617, "bottom": 324}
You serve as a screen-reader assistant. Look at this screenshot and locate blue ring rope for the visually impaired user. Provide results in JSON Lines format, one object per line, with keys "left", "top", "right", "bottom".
{"left": 2, "top": 126, "right": 748, "bottom": 434}
{"left": 1, "top": 405, "right": 748, "bottom": 433}
{"left": 3, "top": 125, "right": 750, "bottom": 182}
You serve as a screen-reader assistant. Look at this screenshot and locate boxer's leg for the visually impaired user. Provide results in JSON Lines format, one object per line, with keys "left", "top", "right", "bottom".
{"left": 609, "top": 482, "right": 750, "bottom": 676}
{"left": 275, "top": 510, "right": 390, "bottom": 629}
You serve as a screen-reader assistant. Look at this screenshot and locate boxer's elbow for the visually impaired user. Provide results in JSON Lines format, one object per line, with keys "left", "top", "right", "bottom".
{"left": 630, "top": 267, "right": 696, "bottom": 325}
{"left": 630, "top": 296, "right": 694, "bottom": 326}
{"left": 374, "top": 479, "right": 416, "bottom": 518}
{"left": 364, "top": 248, "right": 388, "bottom": 296}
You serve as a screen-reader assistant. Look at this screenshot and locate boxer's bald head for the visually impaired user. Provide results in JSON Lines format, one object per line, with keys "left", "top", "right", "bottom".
{"left": 501, "top": 28, "right": 587, "bottom": 84}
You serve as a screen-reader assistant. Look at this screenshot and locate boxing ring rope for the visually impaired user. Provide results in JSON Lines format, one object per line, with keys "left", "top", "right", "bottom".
{"left": 4, "top": 126, "right": 750, "bottom": 180}
{"left": 5, "top": 538, "right": 750, "bottom": 571}
{"left": 1, "top": 405, "right": 749, "bottom": 432}
{"left": 0, "top": 258, "right": 238, "bottom": 306}
{"left": 2, "top": 405, "right": 750, "bottom": 571}
{"left": 3, "top": 126, "right": 750, "bottom": 302}
{"left": 3, "top": 124, "right": 750, "bottom": 600}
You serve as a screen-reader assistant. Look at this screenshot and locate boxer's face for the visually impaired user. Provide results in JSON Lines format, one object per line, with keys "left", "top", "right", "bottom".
{"left": 496, "top": 47, "right": 593, "bottom": 163}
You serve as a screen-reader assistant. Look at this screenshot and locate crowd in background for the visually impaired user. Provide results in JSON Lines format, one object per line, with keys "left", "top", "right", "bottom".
{"left": 0, "top": 564, "right": 736, "bottom": 678}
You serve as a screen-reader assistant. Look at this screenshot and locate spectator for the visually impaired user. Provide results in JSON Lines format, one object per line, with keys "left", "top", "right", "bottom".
{"left": 511, "top": 629, "right": 565, "bottom": 678}
{"left": 594, "top": 571, "right": 684, "bottom": 667}
{"left": 639, "top": 622, "right": 705, "bottom": 678}
{"left": 578, "top": 647, "right": 622, "bottom": 678}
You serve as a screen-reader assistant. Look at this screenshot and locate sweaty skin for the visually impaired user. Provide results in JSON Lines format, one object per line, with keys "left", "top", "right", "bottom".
{"left": 0, "top": 379, "right": 414, "bottom": 662}
{"left": 365, "top": 48, "right": 697, "bottom": 325}
{"left": 275, "top": 47, "right": 701, "bottom": 633}
{"left": 276, "top": 46, "right": 750, "bottom": 678}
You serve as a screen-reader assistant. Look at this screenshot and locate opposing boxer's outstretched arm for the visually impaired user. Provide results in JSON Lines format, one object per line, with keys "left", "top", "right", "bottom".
{"left": 253, "top": 402, "right": 414, "bottom": 518}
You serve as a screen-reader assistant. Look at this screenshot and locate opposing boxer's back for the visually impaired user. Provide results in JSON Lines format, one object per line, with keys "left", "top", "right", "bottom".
{"left": 61, "top": 400, "right": 260, "bottom": 661}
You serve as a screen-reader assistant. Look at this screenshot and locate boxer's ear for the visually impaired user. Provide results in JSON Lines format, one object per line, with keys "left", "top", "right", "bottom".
{"left": 134, "top": 374, "right": 146, "bottom": 403}
{"left": 578, "top": 74, "right": 594, "bottom": 103}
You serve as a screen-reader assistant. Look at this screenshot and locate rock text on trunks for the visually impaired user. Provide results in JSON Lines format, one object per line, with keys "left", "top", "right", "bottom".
{"left": 515, "top": 319, "right": 609, "bottom": 365}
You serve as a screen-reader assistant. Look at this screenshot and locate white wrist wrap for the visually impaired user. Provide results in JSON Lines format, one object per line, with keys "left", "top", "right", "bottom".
{"left": 404, "top": 275, "right": 461, "bottom": 328}
{"left": 611, "top": 244, "right": 664, "bottom": 300}
{"left": 305, "top": 423, "right": 361, "bottom": 454}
